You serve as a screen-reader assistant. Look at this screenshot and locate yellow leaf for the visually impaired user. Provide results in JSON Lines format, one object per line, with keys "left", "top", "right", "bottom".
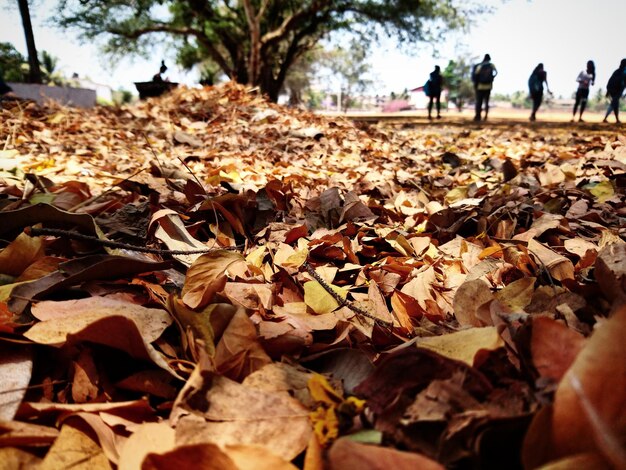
{"left": 308, "top": 373, "right": 343, "bottom": 405}
{"left": 478, "top": 245, "right": 503, "bottom": 260}
{"left": 310, "top": 406, "right": 339, "bottom": 447}
{"left": 39, "top": 422, "right": 111, "bottom": 470}
{"left": 284, "top": 249, "right": 309, "bottom": 268}
{"left": 445, "top": 186, "right": 468, "bottom": 204}
{"left": 46, "top": 112, "right": 66, "bottom": 125}
{"left": 246, "top": 245, "right": 267, "bottom": 268}
{"left": 494, "top": 277, "right": 536, "bottom": 311}
{"left": 303, "top": 281, "right": 347, "bottom": 315}
{"left": 586, "top": 180, "right": 614, "bottom": 203}
{"left": 417, "top": 327, "right": 504, "bottom": 366}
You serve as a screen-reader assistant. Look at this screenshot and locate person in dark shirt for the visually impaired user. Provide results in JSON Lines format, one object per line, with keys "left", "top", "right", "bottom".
{"left": 0, "top": 75, "right": 13, "bottom": 96}
{"left": 426, "top": 65, "right": 443, "bottom": 119}
{"left": 152, "top": 60, "right": 168, "bottom": 82}
{"left": 603, "top": 58, "right": 626, "bottom": 124}
{"left": 572, "top": 60, "right": 595, "bottom": 122}
{"left": 472, "top": 54, "right": 497, "bottom": 122}
{"left": 528, "top": 63, "right": 551, "bottom": 121}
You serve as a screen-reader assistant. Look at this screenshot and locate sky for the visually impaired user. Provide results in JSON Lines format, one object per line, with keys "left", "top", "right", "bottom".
{"left": 1, "top": 0, "right": 625, "bottom": 98}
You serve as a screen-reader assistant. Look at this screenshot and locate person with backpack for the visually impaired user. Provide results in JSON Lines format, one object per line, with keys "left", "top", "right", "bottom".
{"left": 603, "top": 58, "right": 626, "bottom": 124}
{"left": 426, "top": 65, "right": 443, "bottom": 120}
{"left": 572, "top": 60, "right": 596, "bottom": 122}
{"left": 472, "top": 54, "right": 497, "bottom": 122}
{"left": 528, "top": 63, "right": 551, "bottom": 121}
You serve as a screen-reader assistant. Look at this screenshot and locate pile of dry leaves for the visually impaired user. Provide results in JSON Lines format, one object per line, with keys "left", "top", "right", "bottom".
{"left": 0, "top": 83, "right": 625, "bottom": 469}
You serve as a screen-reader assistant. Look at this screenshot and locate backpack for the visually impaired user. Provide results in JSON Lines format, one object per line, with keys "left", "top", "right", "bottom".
{"left": 607, "top": 69, "right": 624, "bottom": 96}
{"left": 477, "top": 63, "right": 494, "bottom": 84}
{"left": 528, "top": 72, "right": 542, "bottom": 94}
{"left": 424, "top": 79, "right": 431, "bottom": 97}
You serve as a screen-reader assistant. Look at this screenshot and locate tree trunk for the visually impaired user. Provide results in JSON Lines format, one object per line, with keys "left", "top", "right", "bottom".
{"left": 17, "top": 0, "right": 42, "bottom": 84}
{"left": 241, "top": 0, "right": 261, "bottom": 86}
{"left": 259, "top": 66, "right": 282, "bottom": 102}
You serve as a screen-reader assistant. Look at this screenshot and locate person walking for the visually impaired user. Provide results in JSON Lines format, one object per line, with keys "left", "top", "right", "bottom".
{"left": 426, "top": 66, "right": 443, "bottom": 119}
{"left": 603, "top": 58, "right": 626, "bottom": 124}
{"left": 528, "top": 63, "right": 551, "bottom": 121}
{"left": 572, "top": 60, "right": 595, "bottom": 122}
{"left": 472, "top": 54, "right": 497, "bottom": 122}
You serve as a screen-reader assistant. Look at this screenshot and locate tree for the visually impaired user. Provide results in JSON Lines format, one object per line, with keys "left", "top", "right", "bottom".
{"left": 318, "top": 39, "right": 373, "bottom": 111}
{"left": 54, "top": 0, "right": 484, "bottom": 102}
{"left": 0, "top": 42, "right": 26, "bottom": 82}
{"left": 39, "top": 50, "right": 70, "bottom": 86}
{"left": 442, "top": 57, "right": 475, "bottom": 111}
{"left": 282, "top": 47, "right": 323, "bottom": 107}
{"left": 17, "top": 0, "right": 42, "bottom": 83}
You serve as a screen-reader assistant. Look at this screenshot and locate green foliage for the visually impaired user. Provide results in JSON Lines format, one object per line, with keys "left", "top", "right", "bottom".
{"left": 442, "top": 57, "right": 475, "bottom": 111}
{"left": 509, "top": 90, "right": 531, "bottom": 109}
{"left": 0, "top": 42, "right": 26, "bottom": 82}
{"left": 318, "top": 39, "right": 373, "bottom": 111}
{"left": 112, "top": 88, "right": 134, "bottom": 104}
{"left": 53, "top": 0, "right": 484, "bottom": 101}
{"left": 39, "top": 50, "right": 70, "bottom": 86}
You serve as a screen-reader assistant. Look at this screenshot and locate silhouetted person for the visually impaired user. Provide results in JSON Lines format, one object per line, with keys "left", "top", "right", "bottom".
{"left": 472, "top": 54, "right": 497, "bottom": 121}
{"left": 0, "top": 63, "right": 15, "bottom": 97}
{"left": 426, "top": 65, "right": 443, "bottom": 119}
{"left": 528, "top": 63, "right": 551, "bottom": 121}
{"left": 0, "top": 77, "right": 12, "bottom": 96}
{"left": 153, "top": 60, "right": 168, "bottom": 82}
{"left": 572, "top": 60, "right": 595, "bottom": 122}
{"left": 603, "top": 58, "right": 626, "bottom": 124}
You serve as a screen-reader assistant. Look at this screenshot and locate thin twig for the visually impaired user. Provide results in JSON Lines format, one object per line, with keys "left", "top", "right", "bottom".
{"left": 27, "top": 227, "right": 242, "bottom": 255}
{"left": 303, "top": 261, "right": 393, "bottom": 328}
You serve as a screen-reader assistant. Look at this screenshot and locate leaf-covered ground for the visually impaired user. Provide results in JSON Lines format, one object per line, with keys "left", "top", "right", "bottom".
{"left": 1, "top": 83, "right": 625, "bottom": 469}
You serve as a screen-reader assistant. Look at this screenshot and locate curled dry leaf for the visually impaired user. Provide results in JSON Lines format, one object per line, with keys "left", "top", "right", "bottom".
{"left": 181, "top": 250, "right": 248, "bottom": 309}
{"left": 453, "top": 279, "right": 494, "bottom": 327}
{"left": 523, "top": 306, "right": 626, "bottom": 469}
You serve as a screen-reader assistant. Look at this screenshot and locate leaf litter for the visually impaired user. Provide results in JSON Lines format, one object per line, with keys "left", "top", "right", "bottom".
{"left": 1, "top": 82, "right": 625, "bottom": 469}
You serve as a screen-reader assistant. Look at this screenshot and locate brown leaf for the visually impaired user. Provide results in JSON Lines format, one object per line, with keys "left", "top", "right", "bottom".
{"left": 0, "top": 345, "right": 32, "bottom": 421}
{"left": 181, "top": 250, "right": 248, "bottom": 309}
{"left": 550, "top": 306, "right": 626, "bottom": 467}
{"left": 38, "top": 420, "right": 111, "bottom": 470}
{"left": 213, "top": 306, "right": 272, "bottom": 381}
{"left": 494, "top": 277, "right": 536, "bottom": 312}
{"left": 528, "top": 240, "right": 575, "bottom": 282}
{"left": 594, "top": 243, "right": 626, "bottom": 302}
{"left": 530, "top": 316, "right": 585, "bottom": 382}
{"left": 172, "top": 355, "right": 310, "bottom": 461}
{"left": 0, "top": 420, "right": 59, "bottom": 447}
{"left": 328, "top": 438, "right": 444, "bottom": 470}
{"left": 0, "top": 447, "right": 41, "bottom": 469}
{"left": 151, "top": 210, "right": 209, "bottom": 266}
{"left": 142, "top": 443, "right": 237, "bottom": 470}
{"left": 453, "top": 279, "right": 494, "bottom": 327}
{"left": 72, "top": 347, "right": 100, "bottom": 403}
{"left": 118, "top": 422, "right": 176, "bottom": 470}
{"left": 0, "top": 231, "right": 44, "bottom": 276}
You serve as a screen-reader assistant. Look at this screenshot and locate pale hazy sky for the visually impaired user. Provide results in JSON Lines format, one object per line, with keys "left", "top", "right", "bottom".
{"left": 1, "top": 0, "right": 625, "bottom": 98}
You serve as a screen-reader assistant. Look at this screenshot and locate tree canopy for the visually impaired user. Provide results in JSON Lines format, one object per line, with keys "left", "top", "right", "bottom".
{"left": 55, "top": 0, "right": 484, "bottom": 101}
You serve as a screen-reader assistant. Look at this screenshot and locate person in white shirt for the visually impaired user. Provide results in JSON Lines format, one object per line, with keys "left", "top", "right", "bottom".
{"left": 572, "top": 60, "right": 595, "bottom": 122}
